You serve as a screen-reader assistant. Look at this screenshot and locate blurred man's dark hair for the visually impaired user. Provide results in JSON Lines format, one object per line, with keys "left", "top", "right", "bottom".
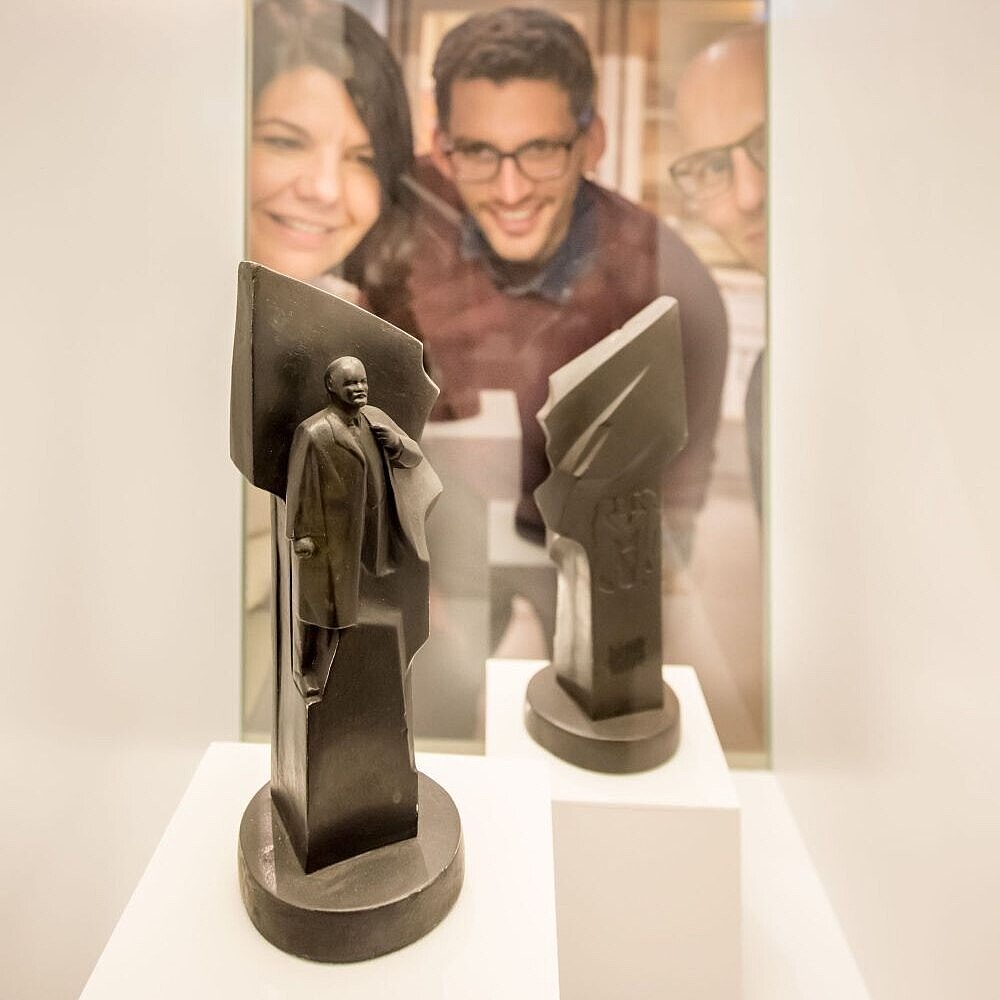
{"left": 432, "top": 7, "right": 596, "bottom": 129}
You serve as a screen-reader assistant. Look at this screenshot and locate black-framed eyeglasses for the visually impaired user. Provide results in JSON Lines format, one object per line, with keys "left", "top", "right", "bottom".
{"left": 443, "top": 128, "right": 586, "bottom": 183}
{"left": 669, "top": 124, "right": 766, "bottom": 200}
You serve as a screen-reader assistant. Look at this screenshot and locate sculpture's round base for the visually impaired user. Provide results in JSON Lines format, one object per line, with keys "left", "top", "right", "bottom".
{"left": 525, "top": 664, "right": 681, "bottom": 774}
{"left": 238, "top": 773, "right": 464, "bottom": 962}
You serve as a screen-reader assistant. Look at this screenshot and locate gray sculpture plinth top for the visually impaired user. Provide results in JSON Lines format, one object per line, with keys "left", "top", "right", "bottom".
{"left": 230, "top": 262, "right": 462, "bottom": 960}
{"left": 527, "top": 297, "right": 687, "bottom": 771}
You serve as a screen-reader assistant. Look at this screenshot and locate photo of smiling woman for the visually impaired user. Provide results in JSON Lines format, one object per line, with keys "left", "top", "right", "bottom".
{"left": 249, "top": 0, "right": 416, "bottom": 328}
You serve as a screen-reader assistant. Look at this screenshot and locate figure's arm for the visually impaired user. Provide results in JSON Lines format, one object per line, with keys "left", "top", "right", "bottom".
{"left": 369, "top": 419, "right": 424, "bottom": 468}
{"left": 292, "top": 537, "right": 316, "bottom": 558}
{"left": 285, "top": 424, "right": 328, "bottom": 555}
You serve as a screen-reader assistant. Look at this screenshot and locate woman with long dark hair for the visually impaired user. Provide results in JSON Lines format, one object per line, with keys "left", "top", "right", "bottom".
{"left": 250, "top": 0, "right": 415, "bottom": 325}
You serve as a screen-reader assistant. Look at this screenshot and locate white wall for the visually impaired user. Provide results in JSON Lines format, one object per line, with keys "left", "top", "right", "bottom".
{"left": 0, "top": 2, "right": 244, "bottom": 997}
{"left": 770, "top": 2, "right": 1000, "bottom": 997}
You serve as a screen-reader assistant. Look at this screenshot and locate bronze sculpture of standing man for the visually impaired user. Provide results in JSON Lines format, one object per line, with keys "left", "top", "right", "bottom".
{"left": 232, "top": 264, "right": 462, "bottom": 962}
{"left": 286, "top": 356, "right": 425, "bottom": 704}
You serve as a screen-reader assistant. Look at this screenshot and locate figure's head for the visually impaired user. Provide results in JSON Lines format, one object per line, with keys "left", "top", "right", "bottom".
{"left": 325, "top": 356, "right": 368, "bottom": 411}
{"left": 430, "top": 7, "right": 606, "bottom": 267}
{"left": 250, "top": 0, "right": 414, "bottom": 285}
{"left": 672, "top": 26, "right": 767, "bottom": 273}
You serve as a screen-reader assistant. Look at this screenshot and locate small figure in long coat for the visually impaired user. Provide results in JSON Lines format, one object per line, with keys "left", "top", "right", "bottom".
{"left": 285, "top": 355, "right": 428, "bottom": 700}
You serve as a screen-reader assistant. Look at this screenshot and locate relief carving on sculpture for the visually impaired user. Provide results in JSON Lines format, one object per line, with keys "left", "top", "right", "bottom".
{"left": 230, "top": 262, "right": 463, "bottom": 962}
{"left": 594, "top": 489, "right": 658, "bottom": 594}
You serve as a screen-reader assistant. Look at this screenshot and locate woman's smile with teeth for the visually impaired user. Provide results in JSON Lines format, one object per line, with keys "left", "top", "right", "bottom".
{"left": 271, "top": 213, "right": 334, "bottom": 234}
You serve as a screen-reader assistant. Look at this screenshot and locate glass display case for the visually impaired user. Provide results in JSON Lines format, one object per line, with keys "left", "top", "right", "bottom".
{"left": 242, "top": 0, "right": 768, "bottom": 761}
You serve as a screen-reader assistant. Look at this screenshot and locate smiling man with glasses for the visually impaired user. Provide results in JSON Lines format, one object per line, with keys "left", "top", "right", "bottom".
{"left": 408, "top": 6, "right": 728, "bottom": 557}
{"left": 430, "top": 83, "right": 600, "bottom": 273}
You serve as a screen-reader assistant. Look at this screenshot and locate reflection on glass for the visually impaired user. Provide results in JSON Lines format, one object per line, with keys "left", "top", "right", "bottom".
{"left": 669, "top": 123, "right": 766, "bottom": 201}
{"left": 243, "top": 0, "right": 420, "bottom": 740}
{"left": 442, "top": 127, "right": 589, "bottom": 183}
{"left": 242, "top": 0, "right": 769, "bottom": 762}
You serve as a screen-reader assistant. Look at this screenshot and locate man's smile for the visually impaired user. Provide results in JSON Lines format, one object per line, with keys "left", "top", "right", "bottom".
{"left": 485, "top": 201, "right": 548, "bottom": 237}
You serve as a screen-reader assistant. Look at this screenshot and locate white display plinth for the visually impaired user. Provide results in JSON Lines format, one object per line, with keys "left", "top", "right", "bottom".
{"left": 81, "top": 743, "right": 559, "bottom": 1000}
{"left": 422, "top": 389, "right": 521, "bottom": 504}
{"left": 487, "top": 660, "right": 741, "bottom": 1000}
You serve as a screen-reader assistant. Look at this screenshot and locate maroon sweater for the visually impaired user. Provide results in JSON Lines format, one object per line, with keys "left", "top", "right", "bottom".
{"left": 407, "top": 163, "right": 729, "bottom": 535}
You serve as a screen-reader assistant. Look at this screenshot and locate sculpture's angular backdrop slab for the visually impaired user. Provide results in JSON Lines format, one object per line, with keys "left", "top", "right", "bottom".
{"left": 526, "top": 297, "right": 687, "bottom": 772}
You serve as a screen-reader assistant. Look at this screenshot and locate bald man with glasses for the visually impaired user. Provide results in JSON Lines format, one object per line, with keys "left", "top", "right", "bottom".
{"left": 673, "top": 26, "right": 767, "bottom": 275}
{"left": 674, "top": 25, "right": 767, "bottom": 512}
{"left": 408, "top": 6, "right": 729, "bottom": 565}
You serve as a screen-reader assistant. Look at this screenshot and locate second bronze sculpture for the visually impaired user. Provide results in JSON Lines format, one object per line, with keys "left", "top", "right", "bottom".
{"left": 231, "top": 263, "right": 463, "bottom": 962}
{"left": 525, "top": 297, "right": 688, "bottom": 773}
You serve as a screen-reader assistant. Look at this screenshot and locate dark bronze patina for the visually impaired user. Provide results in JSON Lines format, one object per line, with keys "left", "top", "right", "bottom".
{"left": 525, "top": 297, "right": 687, "bottom": 773}
{"left": 231, "top": 262, "right": 463, "bottom": 961}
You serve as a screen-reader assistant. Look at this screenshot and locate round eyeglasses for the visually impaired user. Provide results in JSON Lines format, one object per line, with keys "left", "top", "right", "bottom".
{"left": 443, "top": 128, "right": 586, "bottom": 183}
{"left": 669, "top": 124, "right": 766, "bottom": 200}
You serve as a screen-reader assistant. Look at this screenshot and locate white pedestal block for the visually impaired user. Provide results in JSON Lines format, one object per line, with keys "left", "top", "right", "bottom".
{"left": 487, "top": 660, "right": 741, "bottom": 1000}
{"left": 413, "top": 389, "right": 521, "bottom": 738}
{"left": 423, "top": 389, "right": 521, "bottom": 505}
{"left": 488, "top": 499, "right": 557, "bottom": 647}
{"left": 81, "top": 743, "right": 559, "bottom": 1000}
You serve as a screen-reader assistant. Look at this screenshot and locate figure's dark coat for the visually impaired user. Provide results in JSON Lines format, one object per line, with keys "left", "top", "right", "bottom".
{"left": 284, "top": 404, "right": 436, "bottom": 629}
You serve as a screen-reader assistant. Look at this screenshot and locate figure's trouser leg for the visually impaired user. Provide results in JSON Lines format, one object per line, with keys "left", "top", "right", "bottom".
{"left": 292, "top": 620, "right": 340, "bottom": 701}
